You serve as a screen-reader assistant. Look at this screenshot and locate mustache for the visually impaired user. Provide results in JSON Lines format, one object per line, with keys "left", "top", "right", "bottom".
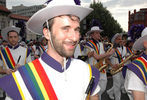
{"left": 63, "top": 40, "right": 78, "bottom": 45}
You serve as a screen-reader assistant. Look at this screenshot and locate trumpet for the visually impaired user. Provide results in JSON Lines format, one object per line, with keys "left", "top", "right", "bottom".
{"left": 110, "top": 50, "right": 143, "bottom": 75}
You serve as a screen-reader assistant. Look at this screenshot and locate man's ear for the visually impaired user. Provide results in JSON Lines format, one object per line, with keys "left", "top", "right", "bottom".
{"left": 43, "top": 28, "right": 50, "bottom": 40}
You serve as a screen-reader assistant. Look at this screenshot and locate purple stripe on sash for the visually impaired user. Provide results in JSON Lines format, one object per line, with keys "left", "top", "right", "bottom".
{"left": 90, "top": 66, "right": 100, "bottom": 94}
{"left": 122, "top": 63, "right": 146, "bottom": 85}
{"left": 19, "top": 65, "right": 38, "bottom": 99}
{"left": 0, "top": 74, "right": 21, "bottom": 100}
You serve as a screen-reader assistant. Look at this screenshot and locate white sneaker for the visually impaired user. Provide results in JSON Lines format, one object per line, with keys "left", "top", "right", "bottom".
{"left": 107, "top": 90, "right": 114, "bottom": 99}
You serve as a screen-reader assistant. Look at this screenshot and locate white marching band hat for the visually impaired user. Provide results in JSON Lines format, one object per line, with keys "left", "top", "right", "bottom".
{"left": 26, "top": 0, "right": 93, "bottom": 35}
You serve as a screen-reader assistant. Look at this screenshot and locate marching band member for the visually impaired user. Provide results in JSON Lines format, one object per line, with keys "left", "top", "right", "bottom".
{"left": 0, "top": 0, "right": 100, "bottom": 99}
{"left": 85, "top": 25, "right": 114, "bottom": 100}
{"left": 107, "top": 33, "right": 127, "bottom": 100}
{"left": 0, "top": 26, "right": 32, "bottom": 100}
{"left": 0, "top": 26, "right": 32, "bottom": 74}
{"left": 123, "top": 27, "right": 147, "bottom": 100}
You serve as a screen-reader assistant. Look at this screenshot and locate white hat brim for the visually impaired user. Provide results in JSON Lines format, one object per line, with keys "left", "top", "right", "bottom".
{"left": 26, "top": 5, "right": 93, "bottom": 34}
{"left": 86, "top": 29, "right": 103, "bottom": 35}
{"left": 1, "top": 27, "right": 20, "bottom": 41}
{"left": 133, "top": 35, "right": 147, "bottom": 51}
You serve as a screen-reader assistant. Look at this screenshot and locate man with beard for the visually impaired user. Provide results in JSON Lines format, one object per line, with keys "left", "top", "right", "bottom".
{"left": 107, "top": 33, "right": 128, "bottom": 100}
{"left": 0, "top": 0, "right": 100, "bottom": 100}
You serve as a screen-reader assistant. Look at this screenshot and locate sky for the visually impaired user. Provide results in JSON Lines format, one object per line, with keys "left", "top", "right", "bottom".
{"left": 6, "top": 0, "right": 147, "bottom": 32}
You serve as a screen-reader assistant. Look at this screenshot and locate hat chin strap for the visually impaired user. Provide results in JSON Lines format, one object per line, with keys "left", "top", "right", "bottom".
{"left": 46, "top": 20, "right": 55, "bottom": 50}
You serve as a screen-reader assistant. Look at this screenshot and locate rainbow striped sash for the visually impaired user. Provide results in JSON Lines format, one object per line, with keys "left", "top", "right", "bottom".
{"left": 115, "top": 49, "right": 123, "bottom": 63}
{"left": 0, "top": 47, "right": 15, "bottom": 69}
{"left": 86, "top": 40, "right": 99, "bottom": 54}
{"left": 122, "top": 55, "right": 147, "bottom": 85}
{"left": 126, "top": 47, "right": 133, "bottom": 55}
{"left": 0, "top": 59, "right": 58, "bottom": 100}
{"left": 40, "top": 44, "right": 46, "bottom": 52}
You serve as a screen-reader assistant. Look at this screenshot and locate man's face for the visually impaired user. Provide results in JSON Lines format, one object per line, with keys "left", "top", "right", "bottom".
{"left": 115, "top": 36, "right": 122, "bottom": 45}
{"left": 7, "top": 31, "right": 19, "bottom": 46}
{"left": 50, "top": 15, "right": 80, "bottom": 57}
{"left": 91, "top": 31, "right": 101, "bottom": 41}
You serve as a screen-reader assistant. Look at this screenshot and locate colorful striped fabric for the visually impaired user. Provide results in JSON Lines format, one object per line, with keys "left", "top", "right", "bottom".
{"left": 0, "top": 47, "right": 15, "bottom": 69}
{"left": 122, "top": 54, "right": 147, "bottom": 86}
{"left": 126, "top": 47, "right": 133, "bottom": 55}
{"left": 40, "top": 44, "right": 46, "bottom": 52}
{"left": 132, "top": 57, "right": 147, "bottom": 85}
{"left": 86, "top": 40, "right": 99, "bottom": 55}
{"left": 0, "top": 59, "right": 58, "bottom": 100}
{"left": 115, "top": 49, "right": 123, "bottom": 63}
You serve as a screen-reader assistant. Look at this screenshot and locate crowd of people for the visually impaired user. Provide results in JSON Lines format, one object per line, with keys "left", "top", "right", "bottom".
{"left": 0, "top": 0, "right": 146, "bottom": 100}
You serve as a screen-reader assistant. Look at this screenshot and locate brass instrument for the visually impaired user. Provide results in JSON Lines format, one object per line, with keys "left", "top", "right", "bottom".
{"left": 94, "top": 42, "right": 113, "bottom": 72}
{"left": 110, "top": 50, "right": 142, "bottom": 75}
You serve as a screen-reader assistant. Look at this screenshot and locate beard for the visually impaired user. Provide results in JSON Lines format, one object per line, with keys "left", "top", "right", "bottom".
{"left": 51, "top": 34, "right": 77, "bottom": 57}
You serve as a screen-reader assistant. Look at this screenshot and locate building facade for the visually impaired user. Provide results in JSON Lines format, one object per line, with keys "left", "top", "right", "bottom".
{"left": 128, "top": 8, "right": 147, "bottom": 30}
{"left": 11, "top": 4, "right": 45, "bottom": 17}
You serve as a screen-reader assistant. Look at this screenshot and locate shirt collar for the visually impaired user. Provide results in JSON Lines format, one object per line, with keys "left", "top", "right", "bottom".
{"left": 8, "top": 44, "right": 19, "bottom": 49}
{"left": 41, "top": 52, "right": 71, "bottom": 72}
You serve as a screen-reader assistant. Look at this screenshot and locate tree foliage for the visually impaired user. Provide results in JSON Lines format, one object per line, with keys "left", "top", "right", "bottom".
{"left": 81, "top": 2, "right": 124, "bottom": 39}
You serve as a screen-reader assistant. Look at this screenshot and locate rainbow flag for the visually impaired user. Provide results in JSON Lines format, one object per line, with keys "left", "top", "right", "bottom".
{"left": 0, "top": 47, "right": 15, "bottom": 69}
{"left": 0, "top": 59, "right": 58, "bottom": 100}
{"left": 122, "top": 54, "right": 147, "bottom": 85}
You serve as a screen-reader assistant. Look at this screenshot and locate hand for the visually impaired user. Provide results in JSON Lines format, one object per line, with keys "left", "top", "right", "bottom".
{"left": 4, "top": 69, "right": 15, "bottom": 74}
{"left": 112, "top": 64, "right": 119, "bottom": 70}
{"left": 107, "top": 49, "right": 115, "bottom": 56}
{"left": 14, "top": 64, "right": 21, "bottom": 71}
{"left": 88, "top": 51, "right": 94, "bottom": 57}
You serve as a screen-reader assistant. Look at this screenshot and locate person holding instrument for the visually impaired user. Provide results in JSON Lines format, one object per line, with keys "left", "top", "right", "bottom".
{"left": 0, "top": 0, "right": 100, "bottom": 100}
{"left": 123, "top": 27, "right": 147, "bottom": 100}
{"left": 85, "top": 23, "right": 115, "bottom": 100}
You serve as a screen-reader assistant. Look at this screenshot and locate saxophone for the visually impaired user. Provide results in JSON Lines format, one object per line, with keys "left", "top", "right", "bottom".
{"left": 94, "top": 42, "right": 113, "bottom": 72}
{"left": 110, "top": 50, "right": 142, "bottom": 75}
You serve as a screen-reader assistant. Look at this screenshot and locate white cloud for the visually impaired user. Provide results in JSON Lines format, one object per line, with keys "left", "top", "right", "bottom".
{"left": 6, "top": 0, "right": 147, "bottom": 32}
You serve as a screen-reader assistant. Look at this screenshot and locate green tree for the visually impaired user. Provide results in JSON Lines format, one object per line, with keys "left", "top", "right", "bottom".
{"left": 81, "top": 2, "right": 124, "bottom": 39}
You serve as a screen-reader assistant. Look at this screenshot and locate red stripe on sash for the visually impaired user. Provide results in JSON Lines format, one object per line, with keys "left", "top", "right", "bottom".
{"left": 32, "top": 59, "right": 58, "bottom": 100}
{"left": 6, "top": 47, "right": 15, "bottom": 67}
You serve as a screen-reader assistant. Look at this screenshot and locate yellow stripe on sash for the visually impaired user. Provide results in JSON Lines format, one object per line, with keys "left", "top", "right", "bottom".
{"left": 88, "top": 64, "right": 92, "bottom": 80}
{"left": 0, "top": 51, "right": 7, "bottom": 69}
{"left": 132, "top": 63, "right": 147, "bottom": 85}
{"left": 28, "top": 62, "right": 49, "bottom": 99}
{"left": 12, "top": 72, "right": 25, "bottom": 99}
{"left": 86, "top": 64, "right": 92, "bottom": 100}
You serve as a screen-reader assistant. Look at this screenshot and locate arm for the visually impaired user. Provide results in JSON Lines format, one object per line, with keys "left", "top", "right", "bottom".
{"left": 93, "top": 49, "right": 115, "bottom": 60}
{"left": 132, "top": 90, "right": 145, "bottom": 100}
{"left": 90, "top": 94, "right": 99, "bottom": 100}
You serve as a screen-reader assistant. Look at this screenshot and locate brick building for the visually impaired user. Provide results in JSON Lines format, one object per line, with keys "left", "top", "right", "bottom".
{"left": 128, "top": 8, "right": 147, "bottom": 30}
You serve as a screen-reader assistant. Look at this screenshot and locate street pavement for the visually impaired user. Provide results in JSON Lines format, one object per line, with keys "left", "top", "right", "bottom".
{"left": 101, "top": 73, "right": 130, "bottom": 100}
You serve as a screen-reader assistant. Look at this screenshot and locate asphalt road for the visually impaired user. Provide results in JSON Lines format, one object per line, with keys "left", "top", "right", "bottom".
{"left": 101, "top": 73, "right": 130, "bottom": 100}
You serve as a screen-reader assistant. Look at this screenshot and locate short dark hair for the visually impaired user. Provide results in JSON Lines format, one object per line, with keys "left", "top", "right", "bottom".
{"left": 7, "top": 30, "right": 19, "bottom": 37}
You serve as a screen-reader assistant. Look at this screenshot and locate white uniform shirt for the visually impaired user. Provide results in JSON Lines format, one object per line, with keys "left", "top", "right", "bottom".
{"left": 125, "top": 69, "right": 147, "bottom": 100}
{"left": 39, "top": 52, "right": 100, "bottom": 99}
{"left": 0, "top": 44, "right": 32, "bottom": 69}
